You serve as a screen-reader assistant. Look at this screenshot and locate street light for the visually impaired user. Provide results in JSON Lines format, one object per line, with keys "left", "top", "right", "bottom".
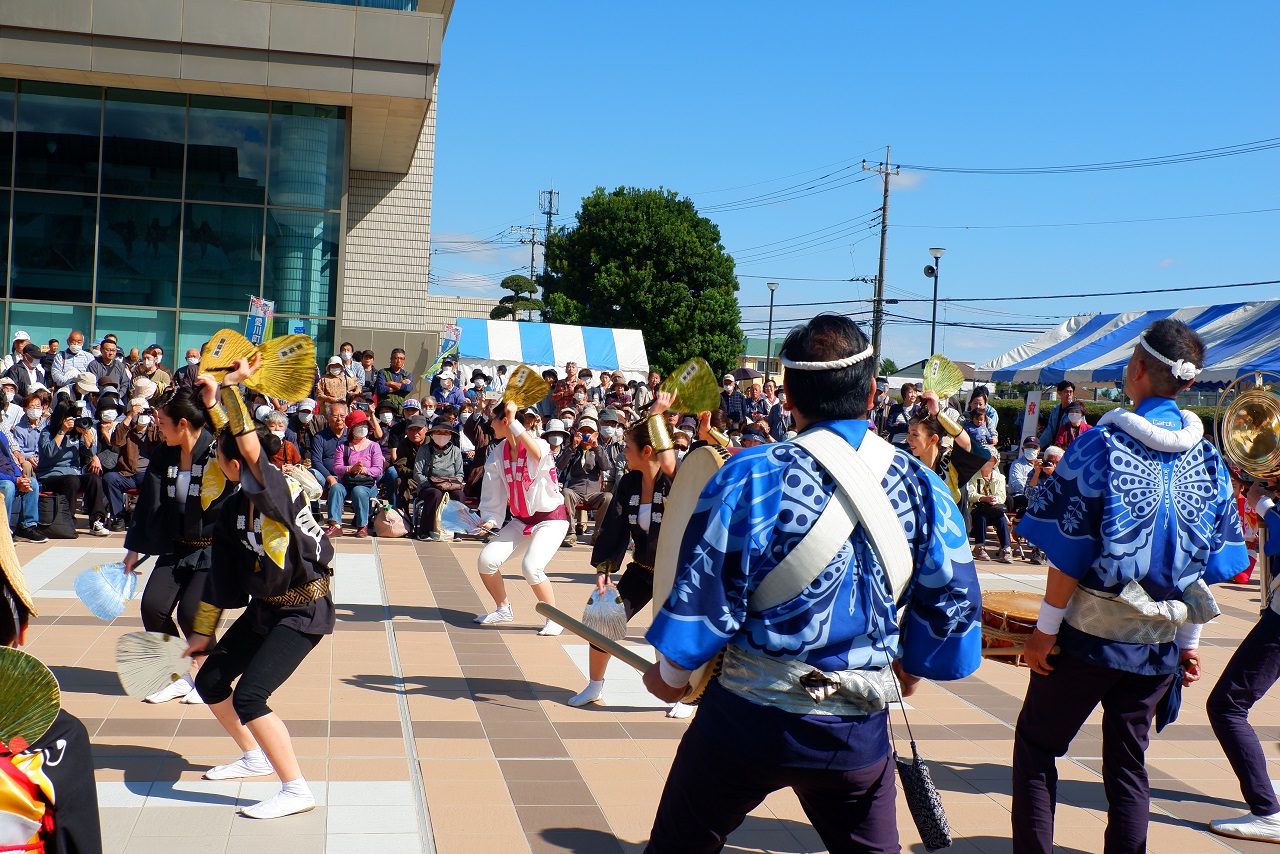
{"left": 924, "top": 248, "right": 945, "bottom": 354}
{"left": 765, "top": 282, "right": 779, "bottom": 385}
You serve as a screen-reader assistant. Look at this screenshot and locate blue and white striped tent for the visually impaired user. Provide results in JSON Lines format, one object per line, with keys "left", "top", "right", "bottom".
{"left": 974, "top": 300, "right": 1280, "bottom": 386}
{"left": 455, "top": 318, "right": 649, "bottom": 377}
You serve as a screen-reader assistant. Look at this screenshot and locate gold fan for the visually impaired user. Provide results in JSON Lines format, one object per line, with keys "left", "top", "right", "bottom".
{"left": 502, "top": 364, "right": 551, "bottom": 410}
{"left": 200, "top": 329, "right": 316, "bottom": 403}
{"left": 0, "top": 648, "right": 60, "bottom": 753}
{"left": 922, "top": 354, "right": 965, "bottom": 402}
{"left": 659, "top": 358, "right": 721, "bottom": 414}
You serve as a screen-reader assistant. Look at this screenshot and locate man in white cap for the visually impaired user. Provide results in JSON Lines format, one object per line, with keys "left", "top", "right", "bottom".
{"left": 433, "top": 369, "right": 466, "bottom": 409}
{"left": 4, "top": 343, "right": 45, "bottom": 399}
{"left": 1, "top": 331, "right": 30, "bottom": 373}
{"left": 0, "top": 377, "right": 22, "bottom": 436}
{"left": 719, "top": 373, "right": 747, "bottom": 425}
{"left": 51, "top": 330, "right": 94, "bottom": 393}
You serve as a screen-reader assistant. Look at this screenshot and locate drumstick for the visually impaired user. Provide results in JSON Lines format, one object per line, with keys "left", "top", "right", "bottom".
{"left": 981, "top": 644, "right": 1060, "bottom": 658}
{"left": 535, "top": 603, "right": 655, "bottom": 674}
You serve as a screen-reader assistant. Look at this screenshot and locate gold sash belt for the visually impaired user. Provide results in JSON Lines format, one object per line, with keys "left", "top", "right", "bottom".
{"left": 263, "top": 576, "right": 330, "bottom": 608}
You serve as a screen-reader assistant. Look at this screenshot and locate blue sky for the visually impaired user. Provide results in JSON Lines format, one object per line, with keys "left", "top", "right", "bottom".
{"left": 429, "top": 2, "right": 1280, "bottom": 370}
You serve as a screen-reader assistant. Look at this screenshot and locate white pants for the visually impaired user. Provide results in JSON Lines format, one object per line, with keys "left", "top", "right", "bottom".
{"left": 477, "top": 518, "right": 570, "bottom": 586}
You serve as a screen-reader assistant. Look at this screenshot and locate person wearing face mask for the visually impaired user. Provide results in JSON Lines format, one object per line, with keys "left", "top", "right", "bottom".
{"left": 466, "top": 369, "right": 491, "bottom": 405}
{"left": 338, "top": 342, "right": 363, "bottom": 387}
{"left": 4, "top": 342, "right": 46, "bottom": 400}
{"left": 392, "top": 416, "right": 429, "bottom": 509}
{"left": 432, "top": 369, "right": 466, "bottom": 410}
{"left": 559, "top": 414, "right": 610, "bottom": 545}
{"left": 372, "top": 402, "right": 399, "bottom": 504}
{"left": 331, "top": 409, "right": 383, "bottom": 538}
{"left": 12, "top": 393, "right": 46, "bottom": 489}
{"left": 289, "top": 398, "right": 320, "bottom": 454}
{"left": 460, "top": 401, "right": 493, "bottom": 500}
{"left": 1052, "top": 400, "right": 1091, "bottom": 450}
{"left": 133, "top": 345, "right": 172, "bottom": 396}
{"left": 411, "top": 421, "right": 465, "bottom": 540}
{"left": 51, "top": 330, "right": 94, "bottom": 393}
{"left": 37, "top": 399, "right": 110, "bottom": 537}
{"left": 718, "top": 374, "right": 747, "bottom": 427}
{"left": 598, "top": 409, "right": 629, "bottom": 489}
{"left": 0, "top": 415, "right": 42, "bottom": 542}
{"left": 359, "top": 350, "right": 377, "bottom": 398}
{"left": 103, "top": 397, "right": 160, "bottom": 530}
{"left": 0, "top": 377, "right": 23, "bottom": 436}
{"left": 175, "top": 347, "right": 202, "bottom": 390}
{"left": 316, "top": 356, "right": 358, "bottom": 412}
{"left": 1007, "top": 436, "right": 1040, "bottom": 513}
{"left": 263, "top": 410, "right": 302, "bottom": 470}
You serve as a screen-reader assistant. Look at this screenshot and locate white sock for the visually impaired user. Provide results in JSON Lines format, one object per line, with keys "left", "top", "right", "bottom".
{"left": 281, "top": 776, "right": 309, "bottom": 796}
{"left": 239, "top": 778, "right": 315, "bottom": 819}
{"left": 568, "top": 680, "right": 604, "bottom": 706}
{"left": 667, "top": 701, "right": 694, "bottom": 719}
{"left": 243, "top": 749, "right": 268, "bottom": 767}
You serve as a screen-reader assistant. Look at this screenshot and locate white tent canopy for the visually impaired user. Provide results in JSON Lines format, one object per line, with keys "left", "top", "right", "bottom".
{"left": 453, "top": 318, "right": 650, "bottom": 382}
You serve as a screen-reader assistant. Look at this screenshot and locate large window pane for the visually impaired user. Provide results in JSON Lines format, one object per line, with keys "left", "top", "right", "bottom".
{"left": 264, "top": 209, "right": 339, "bottom": 316}
{"left": 0, "top": 193, "right": 9, "bottom": 298}
{"left": 273, "top": 316, "right": 333, "bottom": 362}
{"left": 9, "top": 302, "right": 92, "bottom": 356}
{"left": 0, "top": 79, "right": 14, "bottom": 188}
{"left": 186, "top": 96, "right": 268, "bottom": 204}
{"left": 9, "top": 191, "right": 96, "bottom": 303}
{"left": 102, "top": 89, "right": 186, "bottom": 198}
{"left": 180, "top": 203, "right": 263, "bottom": 311}
{"left": 92, "top": 306, "right": 175, "bottom": 357}
{"left": 97, "top": 198, "right": 180, "bottom": 307}
{"left": 177, "top": 310, "right": 246, "bottom": 358}
{"left": 14, "top": 82, "right": 102, "bottom": 193}
{"left": 268, "top": 103, "right": 344, "bottom": 211}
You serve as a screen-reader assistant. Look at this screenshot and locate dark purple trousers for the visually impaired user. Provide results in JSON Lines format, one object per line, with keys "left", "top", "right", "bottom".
{"left": 1011, "top": 652, "right": 1173, "bottom": 854}
{"left": 1207, "top": 606, "right": 1280, "bottom": 817}
{"left": 646, "top": 722, "right": 900, "bottom": 854}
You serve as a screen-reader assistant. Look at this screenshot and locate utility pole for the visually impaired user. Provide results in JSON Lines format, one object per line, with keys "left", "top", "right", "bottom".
{"left": 512, "top": 222, "right": 542, "bottom": 321}
{"left": 862, "top": 147, "right": 897, "bottom": 373}
{"left": 538, "top": 189, "right": 559, "bottom": 275}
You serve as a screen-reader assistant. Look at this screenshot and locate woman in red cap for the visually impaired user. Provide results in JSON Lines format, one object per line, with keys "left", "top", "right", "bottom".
{"left": 332, "top": 408, "right": 383, "bottom": 537}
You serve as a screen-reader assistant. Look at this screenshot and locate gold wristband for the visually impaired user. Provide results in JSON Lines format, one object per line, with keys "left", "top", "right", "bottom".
{"left": 192, "top": 602, "right": 223, "bottom": 637}
{"left": 595, "top": 560, "right": 614, "bottom": 577}
{"left": 937, "top": 411, "right": 963, "bottom": 438}
{"left": 708, "top": 427, "right": 730, "bottom": 447}
{"left": 647, "top": 416, "right": 674, "bottom": 452}
{"left": 221, "top": 387, "right": 255, "bottom": 436}
{"left": 206, "top": 402, "right": 229, "bottom": 433}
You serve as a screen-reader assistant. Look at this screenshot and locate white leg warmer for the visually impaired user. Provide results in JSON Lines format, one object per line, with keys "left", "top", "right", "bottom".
{"left": 521, "top": 520, "right": 570, "bottom": 585}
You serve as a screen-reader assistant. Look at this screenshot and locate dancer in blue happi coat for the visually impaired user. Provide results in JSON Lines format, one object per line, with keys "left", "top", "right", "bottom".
{"left": 1012, "top": 318, "right": 1249, "bottom": 854}
{"left": 641, "top": 314, "right": 982, "bottom": 854}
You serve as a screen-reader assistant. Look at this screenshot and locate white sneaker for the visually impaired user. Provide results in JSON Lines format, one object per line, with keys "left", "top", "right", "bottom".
{"left": 204, "top": 751, "right": 274, "bottom": 781}
{"left": 537, "top": 619, "right": 564, "bottom": 637}
{"left": 239, "top": 787, "right": 316, "bottom": 819}
{"left": 666, "top": 701, "right": 694, "bottom": 719}
{"left": 179, "top": 687, "right": 204, "bottom": 705}
{"left": 90, "top": 520, "right": 110, "bottom": 537}
{"left": 568, "top": 681, "right": 604, "bottom": 707}
{"left": 144, "top": 674, "right": 194, "bottom": 704}
{"left": 1209, "top": 811, "right": 1280, "bottom": 842}
{"left": 474, "top": 604, "right": 514, "bottom": 625}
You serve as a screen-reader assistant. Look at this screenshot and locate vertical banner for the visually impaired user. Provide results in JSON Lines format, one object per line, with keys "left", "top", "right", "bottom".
{"left": 246, "top": 297, "right": 275, "bottom": 345}
{"left": 1020, "top": 390, "right": 1042, "bottom": 447}
{"left": 423, "top": 324, "right": 462, "bottom": 380}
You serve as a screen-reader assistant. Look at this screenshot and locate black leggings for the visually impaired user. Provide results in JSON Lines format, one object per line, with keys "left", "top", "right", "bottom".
{"left": 40, "top": 472, "right": 107, "bottom": 525}
{"left": 194, "top": 616, "right": 322, "bottom": 725}
{"left": 140, "top": 557, "right": 207, "bottom": 638}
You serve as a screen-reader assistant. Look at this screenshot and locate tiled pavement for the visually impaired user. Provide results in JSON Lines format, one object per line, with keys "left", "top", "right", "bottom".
{"left": 18, "top": 531, "right": 1280, "bottom": 853}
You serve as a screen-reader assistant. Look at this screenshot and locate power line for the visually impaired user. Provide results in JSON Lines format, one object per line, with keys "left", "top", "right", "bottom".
{"left": 897, "top": 136, "right": 1280, "bottom": 175}
{"left": 894, "top": 206, "right": 1280, "bottom": 230}
{"left": 687, "top": 146, "right": 886, "bottom": 196}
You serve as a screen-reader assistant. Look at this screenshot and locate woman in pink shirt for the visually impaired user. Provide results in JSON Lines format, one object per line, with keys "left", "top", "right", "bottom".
{"left": 333, "top": 409, "right": 383, "bottom": 538}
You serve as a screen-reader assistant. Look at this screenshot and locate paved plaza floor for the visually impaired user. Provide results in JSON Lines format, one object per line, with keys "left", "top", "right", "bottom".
{"left": 18, "top": 531, "right": 1280, "bottom": 853}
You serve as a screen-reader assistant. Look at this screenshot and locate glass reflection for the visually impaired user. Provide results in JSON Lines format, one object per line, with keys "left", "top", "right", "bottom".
{"left": 268, "top": 104, "right": 345, "bottom": 211}
{"left": 14, "top": 82, "right": 103, "bottom": 193}
{"left": 264, "top": 209, "right": 339, "bottom": 317}
{"left": 97, "top": 198, "right": 180, "bottom": 307}
{"left": 180, "top": 203, "right": 264, "bottom": 311}
{"left": 9, "top": 192, "right": 96, "bottom": 303}
{"left": 0, "top": 193, "right": 8, "bottom": 298}
{"left": 9, "top": 302, "right": 92, "bottom": 354}
{"left": 93, "top": 306, "right": 176, "bottom": 355}
{"left": 186, "top": 96, "right": 268, "bottom": 205}
{"left": 177, "top": 310, "right": 246, "bottom": 358}
{"left": 1, "top": 79, "right": 14, "bottom": 187}
{"left": 102, "top": 89, "right": 186, "bottom": 198}
{"left": 273, "top": 316, "right": 334, "bottom": 361}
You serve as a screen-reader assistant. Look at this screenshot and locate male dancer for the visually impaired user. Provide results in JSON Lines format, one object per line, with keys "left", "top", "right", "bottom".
{"left": 1206, "top": 480, "right": 1280, "bottom": 842}
{"left": 641, "top": 315, "right": 983, "bottom": 853}
{"left": 1012, "top": 318, "right": 1249, "bottom": 854}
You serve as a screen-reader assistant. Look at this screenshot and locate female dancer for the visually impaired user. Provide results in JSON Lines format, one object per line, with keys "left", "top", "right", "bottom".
{"left": 905, "top": 389, "right": 991, "bottom": 508}
{"left": 124, "top": 387, "right": 237, "bottom": 704}
{"left": 186, "top": 360, "right": 335, "bottom": 820}
{"left": 569, "top": 397, "right": 677, "bottom": 707}
{"left": 474, "top": 401, "right": 568, "bottom": 635}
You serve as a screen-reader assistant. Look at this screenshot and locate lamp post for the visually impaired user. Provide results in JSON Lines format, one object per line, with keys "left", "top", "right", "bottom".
{"left": 924, "top": 248, "right": 945, "bottom": 354}
{"left": 765, "top": 282, "right": 779, "bottom": 385}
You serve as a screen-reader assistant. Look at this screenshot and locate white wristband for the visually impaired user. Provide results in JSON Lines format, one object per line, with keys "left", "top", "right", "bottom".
{"left": 1036, "top": 600, "right": 1067, "bottom": 635}
{"left": 1175, "top": 622, "right": 1203, "bottom": 651}
{"left": 658, "top": 654, "right": 692, "bottom": 689}
{"left": 1258, "top": 496, "right": 1276, "bottom": 519}
{"left": 508, "top": 420, "right": 525, "bottom": 440}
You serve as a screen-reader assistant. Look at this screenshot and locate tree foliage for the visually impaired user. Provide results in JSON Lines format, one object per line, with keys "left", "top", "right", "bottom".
{"left": 490, "top": 274, "right": 545, "bottom": 321}
{"left": 880, "top": 357, "right": 899, "bottom": 375}
{"left": 539, "top": 187, "right": 742, "bottom": 377}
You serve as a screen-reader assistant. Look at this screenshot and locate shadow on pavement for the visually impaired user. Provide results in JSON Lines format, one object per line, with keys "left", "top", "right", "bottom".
{"left": 49, "top": 665, "right": 127, "bottom": 696}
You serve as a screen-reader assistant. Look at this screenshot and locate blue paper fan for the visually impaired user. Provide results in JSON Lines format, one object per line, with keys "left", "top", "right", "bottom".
{"left": 439, "top": 501, "right": 483, "bottom": 535}
{"left": 74, "top": 559, "right": 145, "bottom": 621}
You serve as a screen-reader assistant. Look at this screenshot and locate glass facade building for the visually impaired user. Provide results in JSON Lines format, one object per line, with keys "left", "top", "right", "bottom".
{"left": 0, "top": 79, "right": 344, "bottom": 357}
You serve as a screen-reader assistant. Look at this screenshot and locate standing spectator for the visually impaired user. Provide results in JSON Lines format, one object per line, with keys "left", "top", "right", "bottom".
{"left": 969, "top": 456, "right": 1013, "bottom": 563}
{"left": 433, "top": 369, "right": 466, "bottom": 409}
{"left": 534, "top": 369, "right": 560, "bottom": 420}
{"left": 316, "top": 356, "right": 358, "bottom": 412}
{"left": 37, "top": 401, "right": 109, "bottom": 536}
{"left": 310, "top": 403, "right": 348, "bottom": 534}
{"left": 5, "top": 343, "right": 45, "bottom": 398}
{"left": 133, "top": 346, "right": 171, "bottom": 396}
{"left": 719, "top": 374, "right": 747, "bottom": 425}
{"left": 50, "top": 330, "right": 93, "bottom": 393}
{"left": 585, "top": 371, "right": 606, "bottom": 407}
{"left": 466, "top": 369, "right": 491, "bottom": 405}
{"left": 338, "top": 342, "right": 363, "bottom": 386}
{"left": 122, "top": 347, "right": 140, "bottom": 373}
{"left": 0, "top": 331, "right": 30, "bottom": 372}
{"left": 1037, "top": 380, "right": 1076, "bottom": 449}
{"left": 1053, "top": 400, "right": 1092, "bottom": 450}
{"left": 604, "top": 379, "right": 632, "bottom": 414}
{"left": 87, "top": 339, "right": 131, "bottom": 398}
{"left": 597, "top": 408, "right": 628, "bottom": 493}
{"left": 743, "top": 381, "right": 768, "bottom": 420}
{"left": 884, "top": 383, "right": 920, "bottom": 446}
{"left": 375, "top": 348, "right": 414, "bottom": 415}
{"left": 428, "top": 355, "right": 458, "bottom": 399}
{"left": 359, "top": 350, "right": 378, "bottom": 399}
{"left": 0, "top": 427, "right": 41, "bottom": 541}
{"left": 1007, "top": 436, "right": 1040, "bottom": 513}
{"left": 41, "top": 338, "right": 59, "bottom": 374}
{"left": 413, "top": 421, "right": 465, "bottom": 540}
{"left": 492, "top": 364, "right": 508, "bottom": 394}
{"left": 967, "top": 385, "right": 999, "bottom": 435}
{"left": 104, "top": 397, "right": 158, "bottom": 529}
{"left": 559, "top": 413, "right": 607, "bottom": 545}
{"left": 174, "top": 348, "right": 201, "bottom": 390}
{"left": 331, "top": 408, "right": 383, "bottom": 538}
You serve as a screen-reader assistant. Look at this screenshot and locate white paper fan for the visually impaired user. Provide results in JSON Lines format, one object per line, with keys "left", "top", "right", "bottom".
{"left": 115, "top": 632, "right": 189, "bottom": 699}
{"left": 74, "top": 560, "right": 143, "bottom": 621}
{"left": 582, "top": 588, "right": 628, "bottom": 641}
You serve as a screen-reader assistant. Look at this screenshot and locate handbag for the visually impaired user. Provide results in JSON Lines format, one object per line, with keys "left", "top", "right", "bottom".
{"left": 373, "top": 505, "right": 409, "bottom": 538}
{"left": 340, "top": 445, "right": 375, "bottom": 487}
{"left": 37, "top": 493, "right": 77, "bottom": 540}
{"left": 429, "top": 477, "right": 464, "bottom": 492}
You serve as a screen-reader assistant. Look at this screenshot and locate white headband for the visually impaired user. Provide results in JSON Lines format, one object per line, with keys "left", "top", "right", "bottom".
{"left": 779, "top": 342, "right": 875, "bottom": 371}
{"left": 1140, "top": 333, "right": 1200, "bottom": 381}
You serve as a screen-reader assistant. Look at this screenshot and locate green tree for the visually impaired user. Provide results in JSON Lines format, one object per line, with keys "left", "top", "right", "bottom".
{"left": 489, "top": 274, "right": 545, "bottom": 321}
{"left": 880, "top": 357, "right": 899, "bottom": 374}
{"left": 539, "top": 187, "right": 741, "bottom": 377}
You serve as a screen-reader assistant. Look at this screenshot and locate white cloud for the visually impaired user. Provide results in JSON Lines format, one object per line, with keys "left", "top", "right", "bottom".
{"left": 890, "top": 172, "right": 925, "bottom": 191}
{"left": 1157, "top": 257, "right": 1185, "bottom": 268}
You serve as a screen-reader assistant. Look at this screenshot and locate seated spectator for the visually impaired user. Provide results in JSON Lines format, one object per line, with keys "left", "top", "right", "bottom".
{"left": 413, "top": 420, "right": 465, "bottom": 540}
{"left": 12, "top": 393, "right": 45, "bottom": 481}
{"left": 0, "top": 376, "right": 22, "bottom": 434}
{"left": 1007, "top": 436, "right": 1039, "bottom": 514}
{"left": 1053, "top": 400, "right": 1091, "bottom": 449}
{"left": 0, "top": 425, "right": 41, "bottom": 542}
{"left": 748, "top": 410, "right": 775, "bottom": 442}
{"left": 393, "top": 416, "right": 430, "bottom": 509}
{"left": 740, "top": 425, "right": 768, "bottom": 448}
{"left": 433, "top": 369, "right": 466, "bottom": 409}
{"left": 331, "top": 409, "right": 383, "bottom": 538}
{"left": 4, "top": 342, "right": 46, "bottom": 399}
{"left": 968, "top": 385, "right": 999, "bottom": 434}
{"left": 605, "top": 379, "right": 632, "bottom": 413}
{"left": 968, "top": 456, "right": 1013, "bottom": 564}
{"left": 310, "top": 403, "right": 348, "bottom": 532}
{"left": 963, "top": 404, "right": 996, "bottom": 449}
{"left": 36, "top": 401, "right": 109, "bottom": 537}
{"left": 103, "top": 397, "right": 158, "bottom": 530}
{"left": 263, "top": 410, "right": 302, "bottom": 469}
{"left": 316, "top": 356, "right": 357, "bottom": 412}
{"left": 1023, "top": 445, "right": 1065, "bottom": 565}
